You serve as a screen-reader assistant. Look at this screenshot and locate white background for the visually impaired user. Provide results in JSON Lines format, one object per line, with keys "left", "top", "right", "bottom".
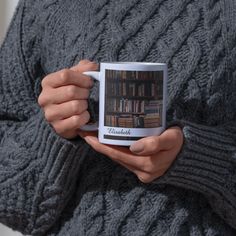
{"left": 0, "top": 1, "right": 24, "bottom": 236}
{"left": 0, "top": 0, "right": 19, "bottom": 43}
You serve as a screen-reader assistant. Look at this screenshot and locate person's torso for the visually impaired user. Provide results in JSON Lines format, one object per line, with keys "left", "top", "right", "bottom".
{"left": 37, "top": 1, "right": 236, "bottom": 235}
{"left": 39, "top": 0, "right": 235, "bottom": 127}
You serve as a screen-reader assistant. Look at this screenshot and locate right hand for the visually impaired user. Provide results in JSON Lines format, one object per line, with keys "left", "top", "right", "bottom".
{"left": 38, "top": 60, "right": 98, "bottom": 139}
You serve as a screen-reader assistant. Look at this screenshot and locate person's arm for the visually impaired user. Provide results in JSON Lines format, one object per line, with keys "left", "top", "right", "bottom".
{"left": 0, "top": 1, "right": 88, "bottom": 234}
{"left": 158, "top": 120, "right": 236, "bottom": 229}
{"left": 81, "top": 91, "right": 236, "bottom": 231}
{"left": 81, "top": 118, "right": 236, "bottom": 230}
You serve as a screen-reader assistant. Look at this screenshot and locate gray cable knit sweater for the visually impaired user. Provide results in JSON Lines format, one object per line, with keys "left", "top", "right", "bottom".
{"left": 0, "top": 0, "right": 236, "bottom": 235}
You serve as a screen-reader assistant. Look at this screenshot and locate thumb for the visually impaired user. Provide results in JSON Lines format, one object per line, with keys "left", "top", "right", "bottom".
{"left": 129, "top": 127, "right": 181, "bottom": 155}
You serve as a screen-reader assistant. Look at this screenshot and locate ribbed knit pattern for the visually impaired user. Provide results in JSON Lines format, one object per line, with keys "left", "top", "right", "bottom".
{"left": 0, "top": 0, "right": 236, "bottom": 235}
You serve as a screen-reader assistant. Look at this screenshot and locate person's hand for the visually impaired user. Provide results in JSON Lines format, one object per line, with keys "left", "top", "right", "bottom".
{"left": 38, "top": 60, "right": 98, "bottom": 139}
{"left": 78, "top": 126, "right": 184, "bottom": 183}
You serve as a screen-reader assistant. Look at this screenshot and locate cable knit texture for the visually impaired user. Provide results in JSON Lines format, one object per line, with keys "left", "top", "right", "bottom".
{"left": 0, "top": 0, "right": 236, "bottom": 235}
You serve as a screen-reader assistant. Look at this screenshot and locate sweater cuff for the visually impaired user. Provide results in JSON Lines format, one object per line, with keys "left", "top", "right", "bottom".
{"left": 159, "top": 120, "right": 236, "bottom": 202}
{"left": 35, "top": 110, "right": 85, "bottom": 174}
{"left": 1, "top": 110, "right": 88, "bottom": 234}
{"left": 30, "top": 112, "right": 88, "bottom": 233}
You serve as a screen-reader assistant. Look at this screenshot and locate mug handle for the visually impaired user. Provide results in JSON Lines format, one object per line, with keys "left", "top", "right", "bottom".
{"left": 80, "top": 71, "right": 100, "bottom": 131}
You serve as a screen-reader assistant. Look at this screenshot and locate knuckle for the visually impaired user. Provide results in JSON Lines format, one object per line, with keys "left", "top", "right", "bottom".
{"left": 84, "top": 110, "right": 91, "bottom": 123}
{"left": 38, "top": 93, "right": 47, "bottom": 107}
{"left": 137, "top": 173, "right": 153, "bottom": 183}
{"left": 149, "top": 138, "right": 159, "bottom": 150}
{"left": 55, "top": 128, "right": 64, "bottom": 136}
{"left": 41, "top": 76, "right": 49, "bottom": 88}
{"left": 71, "top": 115, "right": 81, "bottom": 127}
{"left": 52, "top": 123, "right": 64, "bottom": 135}
{"left": 38, "top": 94, "right": 44, "bottom": 106}
{"left": 66, "top": 86, "right": 77, "bottom": 99}
{"left": 41, "top": 80, "right": 46, "bottom": 88}
{"left": 60, "top": 69, "right": 70, "bottom": 83}
{"left": 71, "top": 100, "right": 80, "bottom": 113}
{"left": 44, "top": 109, "right": 54, "bottom": 122}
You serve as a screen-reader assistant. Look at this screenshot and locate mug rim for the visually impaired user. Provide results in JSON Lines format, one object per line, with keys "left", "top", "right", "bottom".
{"left": 101, "top": 62, "right": 167, "bottom": 66}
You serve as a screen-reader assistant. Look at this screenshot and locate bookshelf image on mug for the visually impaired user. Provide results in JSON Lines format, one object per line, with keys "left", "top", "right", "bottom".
{"left": 105, "top": 70, "right": 163, "bottom": 128}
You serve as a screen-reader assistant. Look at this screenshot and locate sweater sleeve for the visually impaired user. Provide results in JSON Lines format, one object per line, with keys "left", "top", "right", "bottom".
{"left": 159, "top": 1, "right": 236, "bottom": 227}
{"left": 0, "top": 1, "right": 88, "bottom": 235}
{"left": 159, "top": 120, "right": 236, "bottom": 229}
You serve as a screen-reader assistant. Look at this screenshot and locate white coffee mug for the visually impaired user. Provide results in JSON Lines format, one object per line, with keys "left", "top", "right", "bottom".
{"left": 81, "top": 62, "right": 168, "bottom": 146}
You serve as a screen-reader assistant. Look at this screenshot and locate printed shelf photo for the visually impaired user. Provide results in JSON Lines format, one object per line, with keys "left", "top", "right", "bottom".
{"left": 105, "top": 70, "right": 163, "bottom": 128}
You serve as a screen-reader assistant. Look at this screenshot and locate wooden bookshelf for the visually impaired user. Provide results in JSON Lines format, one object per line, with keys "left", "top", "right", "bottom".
{"left": 105, "top": 70, "right": 163, "bottom": 128}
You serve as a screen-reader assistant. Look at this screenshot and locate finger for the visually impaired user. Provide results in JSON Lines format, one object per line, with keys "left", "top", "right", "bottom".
{"left": 39, "top": 86, "right": 90, "bottom": 106}
{"left": 129, "top": 136, "right": 162, "bottom": 155}
{"left": 105, "top": 156, "right": 157, "bottom": 184}
{"left": 77, "top": 130, "right": 98, "bottom": 138}
{"left": 42, "top": 69, "right": 94, "bottom": 88}
{"left": 71, "top": 60, "right": 99, "bottom": 73}
{"left": 129, "top": 127, "right": 182, "bottom": 155}
{"left": 52, "top": 111, "right": 90, "bottom": 138}
{"left": 44, "top": 100, "right": 88, "bottom": 122}
{"left": 116, "top": 148, "right": 176, "bottom": 183}
{"left": 79, "top": 132, "right": 175, "bottom": 182}
{"left": 81, "top": 134, "right": 146, "bottom": 168}
{"left": 79, "top": 133, "right": 160, "bottom": 183}
{"left": 79, "top": 59, "right": 92, "bottom": 65}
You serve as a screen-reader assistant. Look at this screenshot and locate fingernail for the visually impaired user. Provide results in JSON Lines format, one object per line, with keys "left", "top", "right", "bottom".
{"left": 130, "top": 142, "right": 144, "bottom": 153}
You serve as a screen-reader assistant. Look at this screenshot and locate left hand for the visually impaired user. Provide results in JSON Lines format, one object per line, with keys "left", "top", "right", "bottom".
{"left": 78, "top": 126, "right": 184, "bottom": 183}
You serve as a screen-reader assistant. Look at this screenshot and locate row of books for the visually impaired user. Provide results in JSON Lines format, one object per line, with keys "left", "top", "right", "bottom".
{"left": 143, "top": 114, "right": 162, "bottom": 128}
{"left": 106, "top": 80, "right": 162, "bottom": 97}
{"left": 106, "top": 99, "right": 163, "bottom": 114}
{"left": 106, "top": 70, "right": 163, "bottom": 81}
{"left": 105, "top": 114, "right": 162, "bottom": 128}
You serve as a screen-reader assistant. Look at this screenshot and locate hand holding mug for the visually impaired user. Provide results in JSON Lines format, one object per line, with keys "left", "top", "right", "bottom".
{"left": 78, "top": 126, "right": 183, "bottom": 183}
{"left": 38, "top": 60, "right": 98, "bottom": 139}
